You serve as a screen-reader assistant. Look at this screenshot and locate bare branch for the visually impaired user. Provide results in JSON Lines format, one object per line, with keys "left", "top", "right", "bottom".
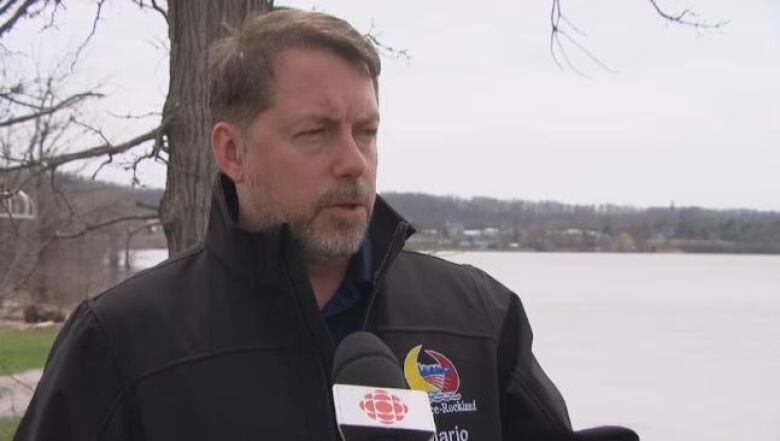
{"left": 558, "top": 29, "right": 616, "bottom": 74}
{"left": 131, "top": 0, "right": 168, "bottom": 24}
{"left": 107, "top": 110, "right": 162, "bottom": 120}
{"left": 553, "top": 33, "right": 584, "bottom": 77}
{"left": 70, "top": 118, "right": 112, "bottom": 146}
{"left": 149, "top": 0, "right": 167, "bottom": 22}
{"left": 70, "top": 0, "right": 106, "bottom": 70}
{"left": 1, "top": 117, "right": 170, "bottom": 175}
{"left": 0, "top": 90, "right": 41, "bottom": 109}
{"left": 0, "top": 0, "right": 21, "bottom": 18}
{"left": 550, "top": 0, "right": 614, "bottom": 76}
{"left": 647, "top": 0, "right": 729, "bottom": 28}
{"left": 0, "top": 0, "right": 40, "bottom": 38}
{"left": 0, "top": 92, "right": 101, "bottom": 128}
{"left": 49, "top": 167, "right": 75, "bottom": 218}
{"left": 14, "top": 212, "right": 159, "bottom": 288}
{"left": 53, "top": 213, "right": 158, "bottom": 240}
{"left": 39, "top": 0, "right": 61, "bottom": 31}
{"left": 124, "top": 219, "right": 160, "bottom": 270}
{"left": 123, "top": 125, "right": 167, "bottom": 185}
{"left": 90, "top": 154, "right": 113, "bottom": 179}
{"left": 550, "top": 0, "right": 726, "bottom": 74}
{"left": 364, "top": 21, "right": 410, "bottom": 61}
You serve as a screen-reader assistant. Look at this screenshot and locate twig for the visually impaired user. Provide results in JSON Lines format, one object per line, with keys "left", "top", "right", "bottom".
{"left": 364, "top": 21, "right": 410, "bottom": 61}
{"left": 54, "top": 213, "right": 158, "bottom": 240}
{"left": 549, "top": 0, "right": 726, "bottom": 74}
{"left": 550, "top": 0, "right": 613, "bottom": 76}
{"left": 131, "top": 0, "right": 168, "bottom": 24}
{"left": 49, "top": 167, "right": 75, "bottom": 218}
{"left": 15, "top": 212, "right": 160, "bottom": 288}
{"left": 0, "top": 92, "right": 101, "bottom": 128}
{"left": 1, "top": 117, "right": 170, "bottom": 180}
{"left": 647, "top": 0, "right": 729, "bottom": 29}
{"left": 70, "top": 0, "right": 106, "bottom": 70}
{"left": 0, "top": 0, "right": 40, "bottom": 38}
{"left": 107, "top": 110, "right": 162, "bottom": 120}
{"left": 124, "top": 219, "right": 161, "bottom": 270}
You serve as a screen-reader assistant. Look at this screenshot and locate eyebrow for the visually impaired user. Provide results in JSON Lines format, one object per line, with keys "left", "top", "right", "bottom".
{"left": 295, "top": 112, "right": 380, "bottom": 126}
{"left": 359, "top": 112, "right": 381, "bottom": 125}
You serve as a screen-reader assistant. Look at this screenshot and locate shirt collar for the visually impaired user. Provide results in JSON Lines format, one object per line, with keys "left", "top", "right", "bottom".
{"left": 321, "top": 237, "right": 373, "bottom": 318}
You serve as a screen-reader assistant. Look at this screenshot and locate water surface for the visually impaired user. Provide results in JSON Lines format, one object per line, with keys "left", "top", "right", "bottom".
{"left": 441, "top": 251, "right": 780, "bottom": 441}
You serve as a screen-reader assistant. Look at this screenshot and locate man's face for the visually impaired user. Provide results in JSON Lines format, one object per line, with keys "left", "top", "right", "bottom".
{"left": 238, "top": 48, "right": 379, "bottom": 263}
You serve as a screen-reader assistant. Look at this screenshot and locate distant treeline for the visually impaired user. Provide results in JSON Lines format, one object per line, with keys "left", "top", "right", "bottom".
{"left": 10, "top": 172, "right": 777, "bottom": 258}
{"left": 382, "top": 193, "right": 780, "bottom": 254}
{"left": 135, "top": 187, "right": 780, "bottom": 253}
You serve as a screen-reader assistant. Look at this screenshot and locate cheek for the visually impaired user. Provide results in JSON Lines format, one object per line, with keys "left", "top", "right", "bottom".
{"left": 367, "top": 152, "right": 379, "bottom": 185}
{"left": 263, "top": 155, "right": 329, "bottom": 206}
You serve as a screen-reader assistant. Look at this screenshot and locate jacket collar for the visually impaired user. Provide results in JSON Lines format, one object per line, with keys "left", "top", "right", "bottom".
{"left": 204, "top": 174, "right": 415, "bottom": 282}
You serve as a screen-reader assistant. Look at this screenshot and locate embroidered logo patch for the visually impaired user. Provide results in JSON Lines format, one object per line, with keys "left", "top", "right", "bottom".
{"left": 403, "top": 345, "right": 478, "bottom": 416}
{"left": 403, "top": 345, "right": 462, "bottom": 402}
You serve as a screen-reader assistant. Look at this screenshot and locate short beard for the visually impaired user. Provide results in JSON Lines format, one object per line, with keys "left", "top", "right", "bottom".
{"left": 241, "top": 177, "right": 373, "bottom": 263}
{"left": 291, "top": 182, "right": 373, "bottom": 263}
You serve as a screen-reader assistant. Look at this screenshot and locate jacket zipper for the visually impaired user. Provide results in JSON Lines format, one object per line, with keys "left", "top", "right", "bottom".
{"left": 360, "top": 221, "right": 412, "bottom": 332}
{"left": 282, "top": 264, "right": 337, "bottom": 441}
{"left": 283, "top": 220, "right": 411, "bottom": 440}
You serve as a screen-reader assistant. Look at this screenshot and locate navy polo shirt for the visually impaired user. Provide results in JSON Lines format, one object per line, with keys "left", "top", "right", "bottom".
{"left": 321, "top": 238, "right": 373, "bottom": 348}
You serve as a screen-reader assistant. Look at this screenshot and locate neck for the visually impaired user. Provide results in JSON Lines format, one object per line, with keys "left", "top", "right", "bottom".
{"left": 306, "top": 257, "right": 350, "bottom": 310}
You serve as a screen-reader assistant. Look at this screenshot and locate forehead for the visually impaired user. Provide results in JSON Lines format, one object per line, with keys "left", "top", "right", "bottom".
{"left": 267, "top": 47, "right": 378, "bottom": 120}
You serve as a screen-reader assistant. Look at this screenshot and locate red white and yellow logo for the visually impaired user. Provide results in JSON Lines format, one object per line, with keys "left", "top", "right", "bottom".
{"left": 359, "top": 389, "right": 409, "bottom": 425}
{"left": 404, "top": 345, "right": 478, "bottom": 416}
{"left": 403, "top": 345, "right": 462, "bottom": 404}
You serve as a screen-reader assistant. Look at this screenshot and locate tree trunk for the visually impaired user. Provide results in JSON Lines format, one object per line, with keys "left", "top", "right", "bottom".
{"left": 160, "top": 0, "right": 273, "bottom": 256}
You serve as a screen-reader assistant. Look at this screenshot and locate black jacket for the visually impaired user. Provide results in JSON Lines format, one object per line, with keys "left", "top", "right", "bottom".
{"left": 15, "top": 177, "right": 573, "bottom": 441}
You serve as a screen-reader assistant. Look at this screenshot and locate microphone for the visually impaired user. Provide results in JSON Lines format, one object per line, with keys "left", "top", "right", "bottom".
{"left": 331, "top": 332, "right": 437, "bottom": 441}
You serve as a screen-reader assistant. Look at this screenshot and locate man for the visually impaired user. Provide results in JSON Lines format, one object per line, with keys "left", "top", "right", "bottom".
{"left": 15, "top": 8, "right": 633, "bottom": 441}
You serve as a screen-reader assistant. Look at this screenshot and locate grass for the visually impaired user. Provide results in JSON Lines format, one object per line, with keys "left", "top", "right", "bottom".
{"left": 0, "top": 417, "right": 20, "bottom": 441}
{"left": 0, "top": 327, "right": 58, "bottom": 441}
{"left": 0, "top": 327, "right": 59, "bottom": 375}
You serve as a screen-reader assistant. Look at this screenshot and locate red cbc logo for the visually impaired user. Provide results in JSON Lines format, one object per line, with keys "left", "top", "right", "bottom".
{"left": 359, "top": 389, "right": 409, "bottom": 425}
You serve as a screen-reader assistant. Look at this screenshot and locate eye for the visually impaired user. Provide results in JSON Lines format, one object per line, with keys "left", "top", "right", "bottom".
{"left": 355, "top": 127, "right": 378, "bottom": 144}
{"left": 296, "top": 127, "right": 327, "bottom": 139}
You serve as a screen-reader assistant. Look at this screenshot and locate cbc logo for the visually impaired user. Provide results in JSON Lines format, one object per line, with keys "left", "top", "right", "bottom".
{"left": 359, "top": 389, "right": 409, "bottom": 425}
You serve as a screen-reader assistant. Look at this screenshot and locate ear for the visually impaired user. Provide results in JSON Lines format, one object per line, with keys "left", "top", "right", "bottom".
{"left": 211, "top": 121, "right": 246, "bottom": 184}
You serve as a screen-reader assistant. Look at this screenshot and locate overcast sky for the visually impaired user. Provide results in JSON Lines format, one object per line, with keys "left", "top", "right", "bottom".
{"left": 6, "top": 0, "right": 779, "bottom": 210}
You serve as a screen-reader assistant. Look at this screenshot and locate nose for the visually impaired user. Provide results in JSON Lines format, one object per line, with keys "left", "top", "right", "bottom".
{"left": 331, "top": 127, "right": 370, "bottom": 178}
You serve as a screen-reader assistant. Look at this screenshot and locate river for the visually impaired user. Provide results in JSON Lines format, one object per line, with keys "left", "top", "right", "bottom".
{"left": 131, "top": 249, "right": 780, "bottom": 441}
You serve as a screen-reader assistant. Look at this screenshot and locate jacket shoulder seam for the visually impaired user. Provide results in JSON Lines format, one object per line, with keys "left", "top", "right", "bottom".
{"left": 92, "top": 343, "right": 282, "bottom": 440}
{"left": 81, "top": 301, "right": 131, "bottom": 441}
{"left": 88, "top": 247, "right": 206, "bottom": 440}
{"left": 129, "top": 345, "right": 285, "bottom": 387}
{"left": 93, "top": 245, "right": 205, "bottom": 299}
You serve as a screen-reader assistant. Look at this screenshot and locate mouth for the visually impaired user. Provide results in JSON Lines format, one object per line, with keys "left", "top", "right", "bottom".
{"left": 322, "top": 200, "right": 368, "bottom": 217}
{"left": 332, "top": 200, "right": 364, "bottom": 209}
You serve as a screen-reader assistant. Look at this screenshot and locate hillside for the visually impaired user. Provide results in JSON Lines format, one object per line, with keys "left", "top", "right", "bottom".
{"left": 382, "top": 193, "right": 780, "bottom": 254}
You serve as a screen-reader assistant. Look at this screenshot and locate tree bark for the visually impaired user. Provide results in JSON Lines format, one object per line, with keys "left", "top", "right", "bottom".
{"left": 160, "top": 0, "right": 273, "bottom": 256}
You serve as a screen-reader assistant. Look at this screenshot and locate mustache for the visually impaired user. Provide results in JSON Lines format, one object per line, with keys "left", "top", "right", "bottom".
{"left": 316, "top": 180, "right": 371, "bottom": 208}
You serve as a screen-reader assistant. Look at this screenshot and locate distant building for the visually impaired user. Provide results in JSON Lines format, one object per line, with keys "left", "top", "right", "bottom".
{"left": 0, "top": 189, "right": 37, "bottom": 221}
